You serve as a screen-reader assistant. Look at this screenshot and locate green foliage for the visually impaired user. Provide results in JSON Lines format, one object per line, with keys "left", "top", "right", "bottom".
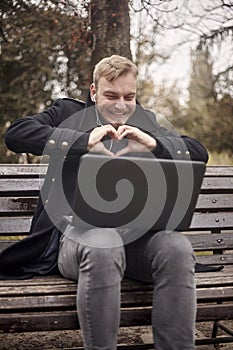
{"left": 0, "top": 0, "right": 91, "bottom": 162}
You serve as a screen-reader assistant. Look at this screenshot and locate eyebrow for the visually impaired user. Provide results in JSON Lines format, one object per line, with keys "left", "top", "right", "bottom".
{"left": 103, "top": 90, "right": 136, "bottom": 96}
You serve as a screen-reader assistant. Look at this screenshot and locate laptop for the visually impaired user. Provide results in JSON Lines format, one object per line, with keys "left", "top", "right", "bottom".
{"left": 72, "top": 154, "right": 205, "bottom": 233}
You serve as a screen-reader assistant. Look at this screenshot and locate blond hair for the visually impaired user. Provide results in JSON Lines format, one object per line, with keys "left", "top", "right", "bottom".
{"left": 93, "top": 55, "right": 138, "bottom": 86}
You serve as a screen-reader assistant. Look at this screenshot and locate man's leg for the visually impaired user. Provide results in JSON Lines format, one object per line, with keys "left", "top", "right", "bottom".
{"left": 58, "top": 226, "right": 126, "bottom": 350}
{"left": 125, "top": 230, "right": 196, "bottom": 350}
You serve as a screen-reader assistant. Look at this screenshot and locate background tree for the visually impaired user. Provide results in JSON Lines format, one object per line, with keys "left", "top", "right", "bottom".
{"left": 180, "top": 47, "right": 217, "bottom": 139}
{"left": 0, "top": 0, "right": 131, "bottom": 163}
{"left": 90, "top": 0, "right": 131, "bottom": 72}
{"left": 169, "top": 46, "right": 233, "bottom": 157}
{"left": 0, "top": 0, "right": 232, "bottom": 163}
{"left": 131, "top": 1, "right": 233, "bottom": 161}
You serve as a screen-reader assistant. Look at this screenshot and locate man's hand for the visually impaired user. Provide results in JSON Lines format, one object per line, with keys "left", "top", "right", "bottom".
{"left": 87, "top": 124, "right": 156, "bottom": 157}
{"left": 115, "top": 125, "right": 156, "bottom": 157}
{"left": 87, "top": 124, "right": 118, "bottom": 156}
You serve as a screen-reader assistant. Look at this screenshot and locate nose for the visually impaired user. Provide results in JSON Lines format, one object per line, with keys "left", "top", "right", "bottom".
{"left": 114, "top": 99, "right": 127, "bottom": 111}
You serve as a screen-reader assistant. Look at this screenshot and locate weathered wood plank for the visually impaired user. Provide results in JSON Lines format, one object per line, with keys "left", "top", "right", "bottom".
{"left": 196, "top": 193, "right": 233, "bottom": 210}
{"left": 0, "top": 310, "right": 79, "bottom": 332}
{"left": 0, "top": 294, "right": 77, "bottom": 311}
{"left": 0, "top": 177, "right": 233, "bottom": 195}
{"left": 1, "top": 303, "right": 233, "bottom": 333}
{"left": 0, "top": 165, "right": 232, "bottom": 177}
{"left": 1, "top": 287, "right": 233, "bottom": 311}
{"left": 196, "top": 304, "right": 233, "bottom": 322}
{"left": 0, "top": 211, "right": 232, "bottom": 235}
{"left": 0, "top": 164, "right": 47, "bottom": 177}
{"left": 201, "top": 177, "right": 233, "bottom": 191}
{"left": 204, "top": 166, "right": 233, "bottom": 177}
{"left": 187, "top": 233, "right": 233, "bottom": 250}
{"left": 0, "top": 217, "right": 32, "bottom": 234}
{"left": 195, "top": 275, "right": 233, "bottom": 287}
{"left": 1, "top": 266, "right": 232, "bottom": 292}
{"left": 190, "top": 212, "right": 233, "bottom": 230}
{"left": 0, "top": 197, "right": 38, "bottom": 213}
{"left": 196, "top": 286, "right": 233, "bottom": 302}
{"left": 195, "top": 254, "right": 233, "bottom": 265}
{"left": 0, "top": 194, "right": 232, "bottom": 213}
{"left": 0, "top": 178, "right": 43, "bottom": 194}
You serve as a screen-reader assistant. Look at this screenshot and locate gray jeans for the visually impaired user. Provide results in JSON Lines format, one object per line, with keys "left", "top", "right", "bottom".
{"left": 58, "top": 226, "right": 196, "bottom": 350}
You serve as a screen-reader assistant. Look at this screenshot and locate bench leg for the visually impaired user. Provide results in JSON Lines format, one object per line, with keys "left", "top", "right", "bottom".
{"left": 210, "top": 320, "right": 233, "bottom": 349}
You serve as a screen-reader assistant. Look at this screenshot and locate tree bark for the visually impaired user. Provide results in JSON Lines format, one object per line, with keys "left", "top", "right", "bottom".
{"left": 90, "top": 0, "right": 132, "bottom": 79}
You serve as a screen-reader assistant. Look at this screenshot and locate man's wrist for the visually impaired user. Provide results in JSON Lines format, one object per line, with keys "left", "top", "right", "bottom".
{"left": 148, "top": 138, "right": 157, "bottom": 151}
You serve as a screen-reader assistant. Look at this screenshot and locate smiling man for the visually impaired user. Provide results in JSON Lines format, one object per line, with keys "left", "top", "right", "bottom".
{"left": 1, "top": 55, "right": 209, "bottom": 350}
{"left": 88, "top": 57, "right": 160, "bottom": 157}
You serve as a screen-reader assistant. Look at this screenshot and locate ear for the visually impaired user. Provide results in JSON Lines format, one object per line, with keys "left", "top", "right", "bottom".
{"left": 90, "top": 83, "right": 97, "bottom": 102}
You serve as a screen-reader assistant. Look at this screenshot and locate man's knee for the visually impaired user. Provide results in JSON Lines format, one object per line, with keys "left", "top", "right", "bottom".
{"left": 80, "top": 227, "right": 124, "bottom": 249}
{"left": 58, "top": 227, "right": 125, "bottom": 282}
{"left": 77, "top": 228, "right": 126, "bottom": 287}
{"left": 149, "top": 231, "right": 195, "bottom": 273}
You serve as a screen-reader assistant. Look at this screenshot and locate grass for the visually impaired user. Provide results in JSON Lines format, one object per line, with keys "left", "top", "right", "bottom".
{"left": 208, "top": 151, "right": 233, "bottom": 165}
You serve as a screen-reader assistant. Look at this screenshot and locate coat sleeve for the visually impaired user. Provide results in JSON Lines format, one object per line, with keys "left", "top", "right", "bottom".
{"left": 5, "top": 99, "right": 90, "bottom": 156}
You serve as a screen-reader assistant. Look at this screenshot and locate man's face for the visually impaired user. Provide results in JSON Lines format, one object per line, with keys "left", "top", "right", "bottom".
{"left": 91, "top": 72, "right": 137, "bottom": 128}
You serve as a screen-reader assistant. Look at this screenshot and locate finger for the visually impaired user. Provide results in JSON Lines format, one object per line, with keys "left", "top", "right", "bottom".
{"left": 89, "top": 125, "right": 118, "bottom": 148}
{"left": 107, "top": 129, "right": 119, "bottom": 140}
{"left": 117, "top": 125, "right": 134, "bottom": 136}
{"left": 102, "top": 124, "right": 118, "bottom": 139}
{"left": 118, "top": 129, "right": 137, "bottom": 140}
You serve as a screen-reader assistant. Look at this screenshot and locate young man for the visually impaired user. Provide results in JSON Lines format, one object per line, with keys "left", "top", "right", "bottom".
{"left": 1, "top": 55, "right": 208, "bottom": 349}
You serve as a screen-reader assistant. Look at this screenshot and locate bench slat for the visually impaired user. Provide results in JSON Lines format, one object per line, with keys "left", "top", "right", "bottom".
{"left": 204, "top": 166, "right": 233, "bottom": 177}
{"left": 190, "top": 212, "right": 233, "bottom": 230}
{"left": 0, "top": 266, "right": 233, "bottom": 292}
{"left": 201, "top": 177, "right": 233, "bottom": 191}
{"left": 0, "top": 310, "right": 79, "bottom": 332}
{"left": 1, "top": 165, "right": 233, "bottom": 177}
{"left": 0, "top": 177, "right": 233, "bottom": 195}
{"left": 196, "top": 193, "right": 233, "bottom": 210}
{"left": 0, "top": 164, "right": 47, "bottom": 177}
{"left": 0, "top": 197, "right": 38, "bottom": 213}
{"left": 0, "top": 194, "right": 232, "bottom": 214}
{"left": 195, "top": 275, "right": 233, "bottom": 287}
{"left": 0, "top": 212, "right": 232, "bottom": 235}
{"left": 1, "top": 286, "right": 233, "bottom": 311}
{"left": 187, "top": 233, "right": 233, "bottom": 250}
{"left": 196, "top": 254, "right": 233, "bottom": 266}
{"left": 1, "top": 303, "right": 233, "bottom": 333}
{"left": 0, "top": 178, "right": 43, "bottom": 194}
{"left": 0, "top": 244, "right": 231, "bottom": 264}
{"left": 0, "top": 217, "right": 32, "bottom": 234}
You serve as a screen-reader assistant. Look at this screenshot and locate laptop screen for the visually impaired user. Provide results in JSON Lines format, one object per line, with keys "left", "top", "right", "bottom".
{"left": 72, "top": 154, "right": 205, "bottom": 234}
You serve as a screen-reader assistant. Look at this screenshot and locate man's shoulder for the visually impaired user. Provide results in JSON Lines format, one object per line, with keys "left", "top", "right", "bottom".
{"left": 52, "top": 97, "right": 85, "bottom": 111}
{"left": 57, "top": 97, "right": 85, "bottom": 108}
{"left": 61, "top": 97, "right": 85, "bottom": 104}
{"left": 137, "top": 102, "right": 156, "bottom": 120}
{"left": 144, "top": 108, "right": 156, "bottom": 119}
{"left": 143, "top": 108, "right": 158, "bottom": 125}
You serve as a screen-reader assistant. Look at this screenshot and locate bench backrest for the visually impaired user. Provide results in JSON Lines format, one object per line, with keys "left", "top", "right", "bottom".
{"left": 0, "top": 164, "right": 233, "bottom": 266}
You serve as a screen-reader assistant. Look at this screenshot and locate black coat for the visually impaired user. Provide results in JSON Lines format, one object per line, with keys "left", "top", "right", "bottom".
{"left": 0, "top": 95, "right": 209, "bottom": 278}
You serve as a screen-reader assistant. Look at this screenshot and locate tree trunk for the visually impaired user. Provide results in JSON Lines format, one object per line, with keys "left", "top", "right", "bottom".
{"left": 90, "top": 0, "right": 131, "bottom": 80}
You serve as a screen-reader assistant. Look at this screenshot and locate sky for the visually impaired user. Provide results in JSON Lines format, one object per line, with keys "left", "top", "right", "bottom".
{"left": 130, "top": 0, "right": 233, "bottom": 99}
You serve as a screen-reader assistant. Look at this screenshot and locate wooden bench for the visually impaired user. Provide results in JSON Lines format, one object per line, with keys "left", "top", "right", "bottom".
{"left": 0, "top": 163, "right": 233, "bottom": 348}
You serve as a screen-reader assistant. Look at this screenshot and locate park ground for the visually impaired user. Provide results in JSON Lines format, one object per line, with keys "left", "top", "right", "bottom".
{"left": 1, "top": 321, "right": 233, "bottom": 350}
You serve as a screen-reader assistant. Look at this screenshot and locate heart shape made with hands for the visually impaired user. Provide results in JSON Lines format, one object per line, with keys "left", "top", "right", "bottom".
{"left": 88, "top": 124, "right": 156, "bottom": 157}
